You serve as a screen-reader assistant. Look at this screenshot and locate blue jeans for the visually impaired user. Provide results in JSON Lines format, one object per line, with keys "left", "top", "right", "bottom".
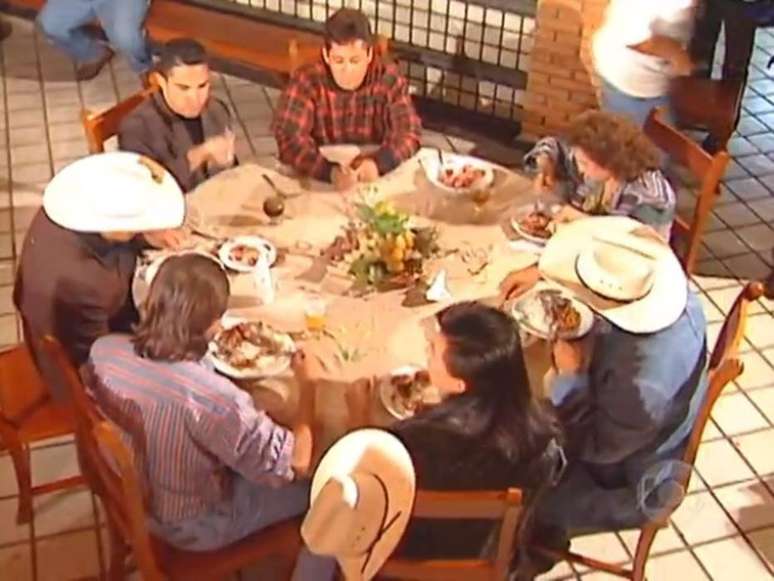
{"left": 149, "top": 478, "right": 338, "bottom": 580}
{"left": 599, "top": 79, "right": 675, "bottom": 128}
{"left": 38, "top": 0, "right": 151, "bottom": 72}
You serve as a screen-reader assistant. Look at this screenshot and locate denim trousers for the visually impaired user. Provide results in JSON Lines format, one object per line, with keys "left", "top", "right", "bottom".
{"left": 149, "top": 477, "right": 338, "bottom": 580}
{"left": 38, "top": 0, "right": 151, "bottom": 72}
{"left": 599, "top": 78, "right": 675, "bottom": 129}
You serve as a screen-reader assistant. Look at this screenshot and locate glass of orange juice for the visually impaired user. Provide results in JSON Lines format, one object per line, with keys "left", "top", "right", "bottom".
{"left": 304, "top": 296, "right": 327, "bottom": 334}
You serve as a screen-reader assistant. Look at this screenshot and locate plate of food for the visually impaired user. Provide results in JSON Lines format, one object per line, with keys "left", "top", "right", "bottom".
{"left": 510, "top": 282, "right": 594, "bottom": 340}
{"left": 423, "top": 153, "right": 495, "bottom": 195}
{"left": 218, "top": 236, "right": 277, "bottom": 272}
{"left": 378, "top": 366, "right": 440, "bottom": 420}
{"left": 208, "top": 318, "right": 296, "bottom": 378}
{"left": 510, "top": 204, "right": 561, "bottom": 245}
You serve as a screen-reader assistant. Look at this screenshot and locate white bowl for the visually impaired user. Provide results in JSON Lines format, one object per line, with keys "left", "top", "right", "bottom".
{"left": 422, "top": 153, "right": 495, "bottom": 195}
{"left": 219, "top": 236, "right": 278, "bottom": 272}
{"left": 509, "top": 282, "right": 595, "bottom": 340}
{"left": 378, "top": 365, "right": 437, "bottom": 420}
{"left": 207, "top": 316, "right": 294, "bottom": 379}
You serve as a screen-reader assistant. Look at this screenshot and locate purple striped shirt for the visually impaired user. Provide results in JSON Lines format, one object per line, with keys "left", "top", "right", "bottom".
{"left": 86, "top": 334, "right": 295, "bottom": 524}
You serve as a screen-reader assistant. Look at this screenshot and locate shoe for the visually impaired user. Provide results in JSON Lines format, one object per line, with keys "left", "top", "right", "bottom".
{"left": 0, "top": 20, "right": 11, "bottom": 42}
{"left": 75, "top": 49, "right": 114, "bottom": 82}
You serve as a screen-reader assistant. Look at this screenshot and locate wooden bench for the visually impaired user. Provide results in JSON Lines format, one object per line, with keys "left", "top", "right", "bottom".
{"left": 5, "top": 0, "right": 324, "bottom": 80}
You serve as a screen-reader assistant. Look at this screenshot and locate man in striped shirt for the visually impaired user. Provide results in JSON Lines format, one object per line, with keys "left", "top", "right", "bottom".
{"left": 273, "top": 8, "right": 422, "bottom": 192}
{"left": 86, "top": 254, "right": 335, "bottom": 578}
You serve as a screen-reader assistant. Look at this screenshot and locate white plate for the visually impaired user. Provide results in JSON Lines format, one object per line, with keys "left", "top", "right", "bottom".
{"left": 378, "top": 365, "right": 438, "bottom": 421}
{"left": 510, "top": 204, "right": 561, "bottom": 246}
{"left": 219, "top": 236, "right": 278, "bottom": 272}
{"left": 509, "top": 282, "right": 594, "bottom": 340}
{"left": 207, "top": 317, "right": 295, "bottom": 379}
{"left": 422, "top": 153, "right": 495, "bottom": 195}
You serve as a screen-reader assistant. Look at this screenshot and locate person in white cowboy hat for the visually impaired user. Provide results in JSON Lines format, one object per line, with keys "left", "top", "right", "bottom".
{"left": 14, "top": 152, "right": 185, "bottom": 400}
{"left": 500, "top": 215, "right": 708, "bottom": 574}
{"left": 296, "top": 428, "right": 416, "bottom": 581}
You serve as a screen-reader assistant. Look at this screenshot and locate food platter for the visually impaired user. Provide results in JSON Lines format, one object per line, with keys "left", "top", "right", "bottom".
{"left": 378, "top": 365, "right": 439, "bottom": 420}
{"left": 422, "top": 153, "right": 495, "bottom": 195}
{"left": 510, "top": 282, "right": 594, "bottom": 340}
{"left": 218, "top": 236, "right": 278, "bottom": 272}
{"left": 510, "top": 203, "right": 562, "bottom": 245}
{"left": 208, "top": 317, "right": 295, "bottom": 379}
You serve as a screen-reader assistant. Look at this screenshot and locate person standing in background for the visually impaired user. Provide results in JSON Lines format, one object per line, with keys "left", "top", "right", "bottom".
{"left": 592, "top": 0, "right": 697, "bottom": 127}
{"left": 37, "top": 0, "right": 152, "bottom": 81}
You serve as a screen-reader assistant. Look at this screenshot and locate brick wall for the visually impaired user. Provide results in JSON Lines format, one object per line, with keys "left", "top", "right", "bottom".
{"left": 522, "top": 0, "right": 610, "bottom": 138}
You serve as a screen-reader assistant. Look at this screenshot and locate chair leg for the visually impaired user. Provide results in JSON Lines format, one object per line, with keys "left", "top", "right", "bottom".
{"left": 107, "top": 523, "right": 129, "bottom": 581}
{"left": 631, "top": 525, "right": 660, "bottom": 581}
{"left": 7, "top": 440, "right": 33, "bottom": 524}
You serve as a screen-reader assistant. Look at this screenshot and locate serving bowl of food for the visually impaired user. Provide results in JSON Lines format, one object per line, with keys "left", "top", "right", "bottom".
{"left": 218, "top": 236, "right": 278, "bottom": 272}
{"left": 423, "top": 153, "right": 495, "bottom": 195}
{"left": 208, "top": 318, "right": 296, "bottom": 378}
{"left": 510, "top": 203, "right": 562, "bottom": 245}
{"left": 378, "top": 366, "right": 440, "bottom": 420}
{"left": 510, "top": 282, "right": 594, "bottom": 340}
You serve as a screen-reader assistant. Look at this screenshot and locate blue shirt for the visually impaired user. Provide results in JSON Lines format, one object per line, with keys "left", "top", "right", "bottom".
{"left": 550, "top": 289, "right": 708, "bottom": 485}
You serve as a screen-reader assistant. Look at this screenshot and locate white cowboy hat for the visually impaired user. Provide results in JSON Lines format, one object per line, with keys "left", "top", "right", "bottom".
{"left": 44, "top": 152, "right": 185, "bottom": 233}
{"left": 302, "top": 429, "right": 415, "bottom": 581}
{"left": 538, "top": 216, "right": 688, "bottom": 334}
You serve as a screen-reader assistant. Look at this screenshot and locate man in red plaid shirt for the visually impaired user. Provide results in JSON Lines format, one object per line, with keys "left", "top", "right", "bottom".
{"left": 273, "top": 8, "right": 422, "bottom": 191}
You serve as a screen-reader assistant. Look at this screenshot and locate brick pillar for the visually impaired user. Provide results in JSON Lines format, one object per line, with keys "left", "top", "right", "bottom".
{"left": 522, "top": 0, "right": 610, "bottom": 139}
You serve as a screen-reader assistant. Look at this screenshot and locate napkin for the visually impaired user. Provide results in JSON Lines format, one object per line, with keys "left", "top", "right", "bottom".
{"left": 426, "top": 269, "right": 452, "bottom": 302}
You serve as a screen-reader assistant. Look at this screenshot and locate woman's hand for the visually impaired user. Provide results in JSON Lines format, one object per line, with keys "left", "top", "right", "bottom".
{"left": 498, "top": 265, "right": 541, "bottom": 305}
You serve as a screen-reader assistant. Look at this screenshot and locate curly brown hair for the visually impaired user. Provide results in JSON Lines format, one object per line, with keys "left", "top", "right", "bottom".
{"left": 565, "top": 110, "right": 661, "bottom": 181}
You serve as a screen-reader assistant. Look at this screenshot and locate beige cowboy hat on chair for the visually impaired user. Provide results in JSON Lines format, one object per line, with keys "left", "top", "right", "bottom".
{"left": 302, "top": 428, "right": 416, "bottom": 581}
{"left": 44, "top": 152, "right": 185, "bottom": 233}
{"left": 538, "top": 216, "right": 688, "bottom": 334}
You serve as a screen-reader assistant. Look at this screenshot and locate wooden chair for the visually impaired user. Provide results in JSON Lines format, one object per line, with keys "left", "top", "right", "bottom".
{"left": 81, "top": 84, "right": 157, "bottom": 154}
{"left": 644, "top": 107, "right": 730, "bottom": 273}
{"left": 377, "top": 488, "right": 523, "bottom": 581}
{"left": 531, "top": 281, "right": 765, "bottom": 580}
{"left": 0, "top": 342, "right": 83, "bottom": 523}
{"left": 38, "top": 335, "right": 302, "bottom": 581}
{"left": 671, "top": 77, "right": 745, "bottom": 153}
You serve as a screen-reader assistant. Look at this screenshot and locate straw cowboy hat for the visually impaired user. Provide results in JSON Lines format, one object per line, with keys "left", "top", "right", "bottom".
{"left": 538, "top": 216, "right": 688, "bottom": 334}
{"left": 44, "top": 152, "right": 185, "bottom": 233}
{"left": 302, "top": 429, "right": 416, "bottom": 581}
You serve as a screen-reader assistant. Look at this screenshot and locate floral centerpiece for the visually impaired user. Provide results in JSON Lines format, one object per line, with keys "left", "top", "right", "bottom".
{"left": 324, "top": 200, "right": 440, "bottom": 291}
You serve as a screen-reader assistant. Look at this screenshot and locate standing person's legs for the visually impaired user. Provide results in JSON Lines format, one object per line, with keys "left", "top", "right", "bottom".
{"left": 37, "top": 0, "right": 107, "bottom": 66}
{"left": 95, "top": 0, "right": 151, "bottom": 73}
{"left": 718, "top": 0, "right": 757, "bottom": 81}
{"left": 599, "top": 79, "right": 674, "bottom": 128}
{"left": 689, "top": 0, "right": 723, "bottom": 78}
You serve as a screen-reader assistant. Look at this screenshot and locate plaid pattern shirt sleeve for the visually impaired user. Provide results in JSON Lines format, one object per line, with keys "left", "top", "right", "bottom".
{"left": 273, "top": 68, "right": 336, "bottom": 182}
{"left": 371, "top": 66, "right": 422, "bottom": 175}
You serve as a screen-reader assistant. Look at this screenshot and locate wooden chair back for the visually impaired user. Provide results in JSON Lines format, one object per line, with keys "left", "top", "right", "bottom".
{"left": 288, "top": 34, "right": 391, "bottom": 75}
{"left": 81, "top": 85, "right": 157, "bottom": 154}
{"left": 0, "top": 341, "right": 81, "bottom": 523}
{"left": 643, "top": 108, "right": 730, "bottom": 273}
{"left": 379, "top": 488, "right": 523, "bottom": 581}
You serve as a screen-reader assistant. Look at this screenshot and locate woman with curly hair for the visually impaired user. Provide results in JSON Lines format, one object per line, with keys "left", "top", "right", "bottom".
{"left": 523, "top": 110, "right": 676, "bottom": 239}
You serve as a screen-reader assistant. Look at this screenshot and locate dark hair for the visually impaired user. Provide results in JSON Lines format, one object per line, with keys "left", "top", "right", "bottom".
{"left": 156, "top": 38, "right": 209, "bottom": 77}
{"left": 566, "top": 110, "right": 661, "bottom": 181}
{"left": 324, "top": 8, "right": 373, "bottom": 49}
{"left": 133, "top": 254, "right": 229, "bottom": 362}
{"left": 408, "top": 302, "right": 560, "bottom": 462}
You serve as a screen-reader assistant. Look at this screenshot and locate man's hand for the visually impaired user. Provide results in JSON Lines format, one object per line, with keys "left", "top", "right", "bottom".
{"left": 143, "top": 228, "right": 189, "bottom": 250}
{"left": 331, "top": 164, "right": 358, "bottom": 192}
{"left": 291, "top": 349, "right": 327, "bottom": 387}
{"left": 552, "top": 336, "right": 594, "bottom": 375}
{"left": 670, "top": 49, "right": 693, "bottom": 76}
{"left": 187, "top": 130, "right": 235, "bottom": 171}
{"left": 352, "top": 157, "right": 380, "bottom": 183}
{"left": 498, "top": 265, "right": 540, "bottom": 305}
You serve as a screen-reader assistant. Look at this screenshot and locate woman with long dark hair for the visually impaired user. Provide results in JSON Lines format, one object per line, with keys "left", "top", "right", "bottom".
{"left": 347, "top": 301, "right": 564, "bottom": 560}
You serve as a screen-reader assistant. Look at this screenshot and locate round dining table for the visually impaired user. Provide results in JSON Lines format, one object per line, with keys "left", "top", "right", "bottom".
{"left": 136, "top": 146, "right": 556, "bottom": 456}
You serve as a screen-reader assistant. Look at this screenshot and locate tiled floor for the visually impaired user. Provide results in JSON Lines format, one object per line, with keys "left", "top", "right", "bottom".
{"left": 0, "top": 13, "right": 772, "bottom": 581}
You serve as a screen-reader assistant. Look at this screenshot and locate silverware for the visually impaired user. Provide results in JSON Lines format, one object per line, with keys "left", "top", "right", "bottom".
{"left": 262, "top": 174, "right": 285, "bottom": 198}
{"left": 436, "top": 148, "right": 444, "bottom": 166}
